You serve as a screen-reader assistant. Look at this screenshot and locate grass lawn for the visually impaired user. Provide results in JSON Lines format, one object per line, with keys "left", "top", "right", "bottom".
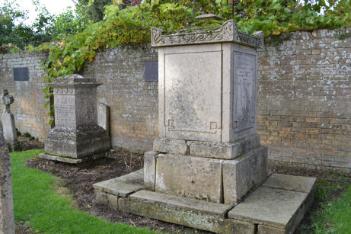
{"left": 11, "top": 149, "right": 155, "bottom": 234}
{"left": 309, "top": 179, "right": 351, "bottom": 234}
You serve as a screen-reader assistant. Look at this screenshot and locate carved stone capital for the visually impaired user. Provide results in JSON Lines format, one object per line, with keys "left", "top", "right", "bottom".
{"left": 151, "top": 20, "right": 263, "bottom": 48}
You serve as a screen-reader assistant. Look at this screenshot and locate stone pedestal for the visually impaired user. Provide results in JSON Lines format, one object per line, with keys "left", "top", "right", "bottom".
{"left": 1, "top": 112, "right": 16, "bottom": 150}
{"left": 94, "top": 20, "right": 316, "bottom": 233}
{"left": 41, "top": 74, "right": 110, "bottom": 164}
{"left": 0, "top": 123, "right": 15, "bottom": 234}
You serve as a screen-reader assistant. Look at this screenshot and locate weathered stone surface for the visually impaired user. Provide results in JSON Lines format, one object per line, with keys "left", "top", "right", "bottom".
{"left": 157, "top": 43, "right": 257, "bottom": 143}
{"left": 263, "top": 173, "right": 316, "bottom": 193}
{"left": 223, "top": 146, "right": 268, "bottom": 204}
{"left": 45, "top": 126, "right": 110, "bottom": 159}
{"left": 258, "top": 225, "right": 285, "bottom": 234}
{"left": 97, "top": 103, "right": 110, "bottom": 136}
{"left": 228, "top": 174, "right": 316, "bottom": 233}
{"left": 93, "top": 169, "right": 143, "bottom": 197}
{"left": 229, "top": 187, "right": 307, "bottom": 228}
{"left": 151, "top": 20, "right": 263, "bottom": 48}
{"left": 119, "top": 190, "right": 232, "bottom": 233}
{"left": 188, "top": 134, "right": 261, "bottom": 159}
{"left": 153, "top": 138, "right": 187, "bottom": 154}
{"left": 229, "top": 220, "right": 256, "bottom": 234}
{"left": 143, "top": 151, "right": 157, "bottom": 190}
{"left": 1, "top": 113, "right": 16, "bottom": 149}
{"left": 1, "top": 90, "right": 16, "bottom": 149}
{"left": 44, "top": 74, "right": 111, "bottom": 163}
{"left": 155, "top": 154, "right": 223, "bottom": 203}
{"left": 0, "top": 123, "right": 15, "bottom": 234}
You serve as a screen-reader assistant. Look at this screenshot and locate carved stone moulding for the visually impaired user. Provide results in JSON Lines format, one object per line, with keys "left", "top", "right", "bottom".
{"left": 151, "top": 20, "right": 264, "bottom": 48}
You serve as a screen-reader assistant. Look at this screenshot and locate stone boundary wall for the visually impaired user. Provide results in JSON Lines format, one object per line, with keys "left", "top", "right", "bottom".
{"left": 83, "top": 46, "right": 159, "bottom": 151}
{"left": 0, "top": 28, "right": 350, "bottom": 171}
{"left": 0, "top": 52, "right": 49, "bottom": 140}
{"left": 258, "top": 28, "right": 351, "bottom": 172}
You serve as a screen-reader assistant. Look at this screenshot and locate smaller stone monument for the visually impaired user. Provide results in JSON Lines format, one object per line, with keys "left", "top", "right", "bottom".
{"left": 0, "top": 123, "right": 15, "bottom": 234}
{"left": 1, "top": 90, "right": 17, "bottom": 150}
{"left": 40, "top": 74, "right": 111, "bottom": 164}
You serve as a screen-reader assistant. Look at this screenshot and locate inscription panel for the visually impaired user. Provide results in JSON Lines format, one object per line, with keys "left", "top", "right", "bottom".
{"left": 233, "top": 50, "right": 256, "bottom": 133}
{"left": 54, "top": 94, "right": 75, "bottom": 128}
{"left": 144, "top": 61, "right": 158, "bottom": 82}
{"left": 164, "top": 50, "right": 222, "bottom": 141}
{"left": 13, "top": 67, "right": 29, "bottom": 81}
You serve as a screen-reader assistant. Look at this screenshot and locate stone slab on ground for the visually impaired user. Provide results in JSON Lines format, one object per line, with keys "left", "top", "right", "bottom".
{"left": 228, "top": 174, "right": 316, "bottom": 234}
{"left": 93, "top": 169, "right": 144, "bottom": 197}
{"left": 119, "top": 190, "right": 233, "bottom": 233}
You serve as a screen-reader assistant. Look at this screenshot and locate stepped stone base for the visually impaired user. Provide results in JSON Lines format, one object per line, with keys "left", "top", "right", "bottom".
{"left": 39, "top": 152, "right": 107, "bottom": 164}
{"left": 94, "top": 171, "right": 316, "bottom": 234}
{"left": 42, "top": 126, "right": 111, "bottom": 164}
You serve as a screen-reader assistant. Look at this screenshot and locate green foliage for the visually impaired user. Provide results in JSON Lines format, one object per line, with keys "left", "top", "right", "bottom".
{"left": 43, "top": 3, "right": 194, "bottom": 81}
{"left": 76, "top": 0, "right": 112, "bottom": 22}
{"left": 235, "top": 0, "right": 351, "bottom": 36}
{"left": 11, "top": 150, "right": 155, "bottom": 234}
{"left": 0, "top": 2, "right": 35, "bottom": 52}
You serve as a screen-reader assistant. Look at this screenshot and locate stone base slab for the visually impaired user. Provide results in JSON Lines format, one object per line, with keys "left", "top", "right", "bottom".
{"left": 146, "top": 146, "right": 268, "bottom": 204}
{"left": 94, "top": 172, "right": 316, "bottom": 234}
{"left": 153, "top": 134, "right": 260, "bottom": 160}
{"left": 39, "top": 151, "right": 107, "bottom": 164}
{"left": 44, "top": 126, "right": 111, "bottom": 160}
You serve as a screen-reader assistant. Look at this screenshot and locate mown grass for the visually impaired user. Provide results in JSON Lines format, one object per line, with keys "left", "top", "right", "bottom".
{"left": 11, "top": 149, "right": 155, "bottom": 234}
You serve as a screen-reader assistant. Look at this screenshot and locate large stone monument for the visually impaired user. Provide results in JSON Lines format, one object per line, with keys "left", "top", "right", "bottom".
{"left": 40, "top": 74, "right": 111, "bottom": 164}
{"left": 0, "top": 123, "right": 15, "bottom": 234}
{"left": 1, "top": 89, "right": 16, "bottom": 150}
{"left": 94, "top": 20, "right": 316, "bottom": 233}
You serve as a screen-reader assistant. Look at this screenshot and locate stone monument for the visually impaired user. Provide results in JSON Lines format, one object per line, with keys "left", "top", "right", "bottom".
{"left": 1, "top": 90, "right": 16, "bottom": 150}
{"left": 40, "top": 74, "right": 111, "bottom": 164}
{"left": 94, "top": 20, "right": 316, "bottom": 233}
{"left": 0, "top": 123, "right": 15, "bottom": 234}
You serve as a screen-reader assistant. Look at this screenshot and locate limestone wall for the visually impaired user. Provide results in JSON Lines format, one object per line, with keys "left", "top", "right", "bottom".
{"left": 0, "top": 28, "right": 351, "bottom": 171}
{"left": 0, "top": 52, "right": 49, "bottom": 140}
{"left": 83, "top": 46, "right": 158, "bottom": 151}
{"left": 257, "top": 28, "right": 351, "bottom": 171}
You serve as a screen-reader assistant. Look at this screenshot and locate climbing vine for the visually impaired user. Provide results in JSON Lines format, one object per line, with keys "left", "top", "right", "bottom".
{"left": 36, "top": 1, "right": 350, "bottom": 122}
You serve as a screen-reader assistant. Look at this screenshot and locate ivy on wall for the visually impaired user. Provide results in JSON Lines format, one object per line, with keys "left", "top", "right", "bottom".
{"left": 35, "top": 1, "right": 350, "bottom": 123}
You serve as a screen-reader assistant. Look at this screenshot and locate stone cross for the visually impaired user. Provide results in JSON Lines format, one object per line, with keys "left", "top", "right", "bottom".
{"left": 1, "top": 90, "right": 16, "bottom": 150}
{"left": 2, "top": 90, "right": 14, "bottom": 114}
{"left": 0, "top": 123, "right": 15, "bottom": 234}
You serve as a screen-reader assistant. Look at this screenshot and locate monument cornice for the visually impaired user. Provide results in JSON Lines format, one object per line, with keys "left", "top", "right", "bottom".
{"left": 151, "top": 20, "right": 264, "bottom": 48}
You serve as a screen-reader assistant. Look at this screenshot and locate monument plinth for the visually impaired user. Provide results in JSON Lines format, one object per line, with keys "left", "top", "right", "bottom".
{"left": 41, "top": 74, "right": 111, "bottom": 164}
{"left": 94, "top": 20, "right": 316, "bottom": 233}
